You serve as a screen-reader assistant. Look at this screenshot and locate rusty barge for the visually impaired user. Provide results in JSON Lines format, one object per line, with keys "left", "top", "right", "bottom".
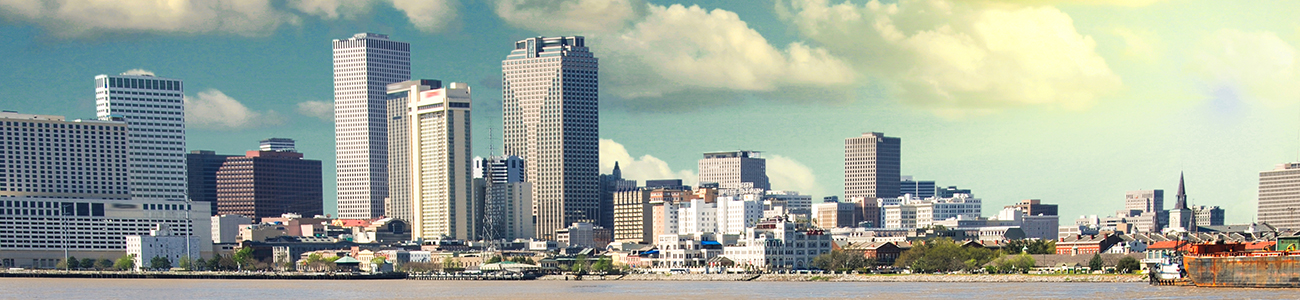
{"left": 1182, "top": 243, "right": 1300, "bottom": 288}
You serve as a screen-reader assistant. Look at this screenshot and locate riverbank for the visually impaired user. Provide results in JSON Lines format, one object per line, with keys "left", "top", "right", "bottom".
{"left": 0, "top": 270, "right": 405, "bottom": 280}
{"left": 536, "top": 273, "right": 1145, "bottom": 283}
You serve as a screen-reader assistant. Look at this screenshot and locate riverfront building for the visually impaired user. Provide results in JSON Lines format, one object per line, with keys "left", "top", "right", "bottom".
{"left": 126, "top": 224, "right": 201, "bottom": 271}
{"left": 501, "top": 36, "right": 599, "bottom": 239}
{"left": 333, "top": 32, "right": 411, "bottom": 219}
{"left": 1259, "top": 162, "right": 1300, "bottom": 229}
{"left": 94, "top": 72, "right": 187, "bottom": 201}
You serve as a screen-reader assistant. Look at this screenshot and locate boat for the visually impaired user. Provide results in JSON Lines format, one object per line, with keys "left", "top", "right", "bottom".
{"left": 1182, "top": 243, "right": 1300, "bottom": 288}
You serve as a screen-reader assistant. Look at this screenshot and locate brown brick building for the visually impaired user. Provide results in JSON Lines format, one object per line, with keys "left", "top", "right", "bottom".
{"left": 217, "top": 150, "right": 322, "bottom": 220}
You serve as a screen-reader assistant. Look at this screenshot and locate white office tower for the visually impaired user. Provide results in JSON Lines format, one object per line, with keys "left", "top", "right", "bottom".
{"left": 406, "top": 83, "right": 475, "bottom": 240}
{"left": 698, "top": 151, "right": 769, "bottom": 190}
{"left": 259, "top": 138, "right": 295, "bottom": 152}
{"left": 94, "top": 72, "right": 186, "bottom": 201}
{"left": 0, "top": 112, "right": 130, "bottom": 199}
{"left": 333, "top": 32, "right": 411, "bottom": 219}
{"left": 501, "top": 36, "right": 599, "bottom": 239}
{"left": 474, "top": 155, "right": 534, "bottom": 241}
{"left": 385, "top": 79, "right": 443, "bottom": 223}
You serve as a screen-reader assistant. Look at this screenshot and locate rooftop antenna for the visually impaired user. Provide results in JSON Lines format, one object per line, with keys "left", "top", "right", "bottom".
{"left": 488, "top": 126, "right": 497, "bottom": 157}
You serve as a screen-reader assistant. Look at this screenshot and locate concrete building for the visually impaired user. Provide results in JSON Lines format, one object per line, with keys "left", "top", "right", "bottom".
{"left": 0, "top": 112, "right": 130, "bottom": 199}
{"left": 1193, "top": 205, "right": 1225, "bottom": 227}
{"left": 403, "top": 82, "right": 475, "bottom": 240}
{"left": 502, "top": 36, "right": 599, "bottom": 240}
{"left": 1003, "top": 199, "right": 1060, "bottom": 240}
{"left": 645, "top": 179, "right": 689, "bottom": 190}
{"left": 717, "top": 194, "right": 764, "bottom": 234}
{"left": 613, "top": 189, "right": 653, "bottom": 244}
{"left": 677, "top": 199, "right": 717, "bottom": 235}
{"left": 599, "top": 162, "right": 637, "bottom": 230}
{"left": 938, "top": 186, "right": 973, "bottom": 198}
{"left": 1259, "top": 162, "right": 1300, "bottom": 229}
{"left": 94, "top": 72, "right": 187, "bottom": 201}
{"left": 764, "top": 190, "right": 811, "bottom": 215}
{"left": 259, "top": 138, "right": 295, "bottom": 152}
{"left": 211, "top": 214, "right": 253, "bottom": 244}
{"left": 899, "top": 176, "right": 935, "bottom": 198}
{"left": 881, "top": 194, "right": 981, "bottom": 229}
{"left": 126, "top": 224, "right": 201, "bottom": 270}
{"left": 385, "top": 79, "right": 443, "bottom": 223}
{"left": 651, "top": 189, "right": 690, "bottom": 238}
{"left": 556, "top": 222, "right": 608, "bottom": 249}
{"left": 1124, "top": 190, "right": 1166, "bottom": 233}
{"left": 0, "top": 196, "right": 211, "bottom": 268}
{"left": 722, "top": 220, "right": 833, "bottom": 271}
{"left": 186, "top": 150, "right": 238, "bottom": 215}
{"left": 814, "top": 201, "right": 863, "bottom": 229}
{"left": 844, "top": 132, "right": 900, "bottom": 228}
{"left": 333, "top": 32, "right": 411, "bottom": 219}
{"left": 476, "top": 155, "right": 533, "bottom": 241}
{"left": 216, "top": 150, "right": 323, "bottom": 220}
{"left": 698, "top": 151, "right": 769, "bottom": 190}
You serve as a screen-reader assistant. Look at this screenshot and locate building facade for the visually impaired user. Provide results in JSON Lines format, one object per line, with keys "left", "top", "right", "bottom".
{"left": 406, "top": 82, "right": 475, "bottom": 240}
{"left": 501, "top": 36, "right": 599, "bottom": 239}
{"left": 599, "top": 162, "right": 637, "bottom": 231}
{"left": 126, "top": 224, "right": 201, "bottom": 270}
{"left": 385, "top": 79, "right": 442, "bottom": 223}
{"left": 844, "top": 132, "right": 900, "bottom": 227}
{"left": 476, "top": 155, "right": 533, "bottom": 241}
{"left": 899, "top": 176, "right": 936, "bottom": 198}
{"left": 0, "top": 112, "right": 130, "bottom": 199}
{"left": 94, "top": 72, "right": 187, "bottom": 201}
{"left": 0, "top": 196, "right": 211, "bottom": 268}
{"left": 216, "top": 150, "right": 323, "bottom": 219}
{"left": 613, "top": 189, "right": 653, "bottom": 244}
{"left": 1193, "top": 205, "right": 1225, "bottom": 227}
{"left": 333, "top": 32, "right": 411, "bottom": 219}
{"left": 1259, "top": 162, "right": 1300, "bottom": 229}
{"left": 698, "top": 151, "right": 769, "bottom": 190}
{"left": 186, "top": 150, "right": 237, "bottom": 215}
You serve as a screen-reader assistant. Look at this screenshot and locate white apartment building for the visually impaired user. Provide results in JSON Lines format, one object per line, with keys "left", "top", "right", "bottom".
{"left": 385, "top": 79, "right": 443, "bottom": 223}
{"left": 722, "top": 220, "right": 833, "bottom": 271}
{"left": 210, "top": 214, "right": 252, "bottom": 244}
{"left": 677, "top": 199, "right": 717, "bottom": 235}
{"left": 717, "top": 195, "right": 763, "bottom": 234}
{"left": 94, "top": 72, "right": 186, "bottom": 201}
{"left": 882, "top": 194, "right": 982, "bottom": 229}
{"left": 502, "top": 36, "right": 599, "bottom": 239}
{"left": 333, "top": 32, "right": 411, "bottom": 219}
{"left": 126, "top": 224, "right": 201, "bottom": 270}
{"left": 764, "top": 190, "right": 811, "bottom": 215}
{"left": 406, "top": 82, "right": 475, "bottom": 240}
{"left": 698, "top": 151, "right": 769, "bottom": 190}
{"left": 0, "top": 196, "right": 211, "bottom": 269}
{"left": 0, "top": 112, "right": 130, "bottom": 199}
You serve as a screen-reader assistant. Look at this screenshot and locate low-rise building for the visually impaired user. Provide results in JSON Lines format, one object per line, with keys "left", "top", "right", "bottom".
{"left": 126, "top": 224, "right": 201, "bottom": 271}
{"left": 722, "top": 219, "right": 833, "bottom": 271}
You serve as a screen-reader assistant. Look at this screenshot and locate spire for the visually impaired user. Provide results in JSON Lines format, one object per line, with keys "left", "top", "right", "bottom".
{"left": 612, "top": 161, "right": 622, "bottom": 179}
{"left": 1175, "top": 172, "right": 1188, "bottom": 210}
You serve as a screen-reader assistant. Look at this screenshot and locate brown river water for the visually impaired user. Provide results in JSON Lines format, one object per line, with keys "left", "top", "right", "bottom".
{"left": 0, "top": 278, "right": 1292, "bottom": 299}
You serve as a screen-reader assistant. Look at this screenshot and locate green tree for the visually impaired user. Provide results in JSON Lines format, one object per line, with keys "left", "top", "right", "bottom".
{"left": 114, "top": 254, "right": 136, "bottom": 271}
{"left": 371, "top": 257, "right": 387, "bottom": 266}
{"left": 55, "top": 258, "right": 72, "bottom": 270}
{"left": 895, "top": 238, "right": 999, "bottom": 273}
{"left": 79, "top": 258, "right": 95, "bottom": 269}
{"left": 591, "top": 257, "right": 613, "bottom": 273}
{"left": 178, "top": 255, "right": 194, "bottom": 271}
{"left": 813, "top": 250, "right": 869, "bottom": 271}
{"left": 150, "top": 256, "right": 172, "bottom": 271}
{"left": 993, "top": 253, "right": 1036, "bottom": 273}
{"left": 233, "top": 247, "right": 254, "bottom": 269}
{"left": 195, "top": 258, "right": 208, "bottom": 271}
{"left": 205, "top": 256, "right": 223, "bottom": 271}
{"left": 442, "top": 257, "right": 463, "bottom": 273}
{"left": 487, "top": 256, "right": 503, "bottom": 264}
{"left": 95, "top": 258, "right": 114, "bottom": 270}
{"left": 571, "top": 254, "right": 588, "bottom": 274}
{"left": 1005, "top": 239, "right": 1057, "bottom": 255}
{"left": 1088, "top": 253, "right": 1104, "bottom": 272}
{"left": 1115, "top": 256, "right": 1140, "bottom": 274}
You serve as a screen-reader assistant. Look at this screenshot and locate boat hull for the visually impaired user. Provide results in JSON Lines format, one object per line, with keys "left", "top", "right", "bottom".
{"left": 1183, "top": 255, "right": 1300, "bottom": 288}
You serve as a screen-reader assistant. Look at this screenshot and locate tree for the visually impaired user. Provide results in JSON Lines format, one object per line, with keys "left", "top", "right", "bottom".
{"left": 813, "top": 250, "right": 869, "bottom": 271}
{"left": 114, "top": 254, "right": 136, "bottom": 271}
{"left": 487, "top": 256, "right": 503, "bottom": 264}
{"left": 1088, "top": 253, "right": 1104, "bottom": 272}
{"left": 442, "top": 257, "right": 463, "bottom": 273}
{"left": 1116, "top": 256, "right": 1140, "bottom": 274}
{"left": 178, "top": 255, "right": 194, "bottom": 271}
{"left": 233, "top": 247, "right": 254, "bottom": 269}
{"left": 1006, "top": 239, "right": 1056, "bottom": 255}
{"left": 371, "top": 257, "right": 387, "bottom": 266}
{"left": 993, "top": 253, "right": 1036, "bottom": 273}
{"left": 205, "top": 256, "right": 223, "bottom": 271}
{"left": 95, "top": 258, "right": 114, "bottom": 270}
{"left": 80, "top": 258, "right": 96, "bottom": 269}
{"left": 150, "top": 256, "right": 172, "bottom": 271}
{"left": 571, "top": 254, "right": 588, "bottom": 274}
{"left": 592, "top": 257, "right": 613, "bottom": 273}
{"left": 195, "top": 258, "right": 208, "bottom": 271}
{"left": 57, "top": 257, "right": 78, "bottom": 270}
{"left": 895, "top": 238, "right": 999, "bottom": 273}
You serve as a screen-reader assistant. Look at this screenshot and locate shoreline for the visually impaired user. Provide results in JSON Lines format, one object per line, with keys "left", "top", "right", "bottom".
{"left": 538, "top": 273, "right": 1146, "bottom": 283}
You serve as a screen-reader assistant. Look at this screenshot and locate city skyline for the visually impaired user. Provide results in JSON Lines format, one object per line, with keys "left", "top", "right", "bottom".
{"left": 3, "top": 0, "right": 1300, "bottom": 225}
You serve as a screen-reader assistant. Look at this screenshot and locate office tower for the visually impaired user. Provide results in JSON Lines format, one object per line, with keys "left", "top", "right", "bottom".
{"left": 333, "top": 32, "right": 411, "bottom": 219}
{"left": 94, "top": 72, "right": 186, "bottom": 201}
{"left": 1259, "top": 162, "right": 1300, "bottom": 229}
{"left": 697, "top": 151, "right": 769, "bottom": 190}
{"left": 844, "top": 132, "right": 900, "bottom": 227}
{"left": 814, "top": 202, "right": 862, "bottom": 229}
{"left": 613, "top": 189, "right": 652, "bottom": 244}
{"left": 0, "top": 112, "right": 210, "bottom": 267}
{"left": 1193, "top": 205, "right": 1225, "bottom": 227}
{"left": 1124, "top": 190, "right": 1165, "bottom": 233}
{"left": 216, "top": 149, "right": 323, "bottom": 219}
{"left": 1167, "top": 173, "right": 1195, "bottom": 232}
{"left": 599, "top": 162, "right": 636, "bottom": 230}
{"left": 385, "top": 79, "right": 443, "bottom": 223}
{"left": 186, "top": 150, "right": 238, "bottom": 215}
{"left": 502, "top": 36, "right": 599, "bottom": 239}
{"left": 899, "top": 176, "right": 936, "bottom": 198}
{"left": 259, "top": 138, "right": 295, "bottom": 152}
{"left": 1004, "top": 199, "right": 1060, "bottom": 240}
{"left": 475, "top": 155, "right": 534, "bottom": 241}
{"left": 405, "top": 82, "right": 474, "bottom": 240}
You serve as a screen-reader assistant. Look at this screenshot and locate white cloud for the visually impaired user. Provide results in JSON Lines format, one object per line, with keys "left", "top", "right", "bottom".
{"left": 0, "top": 0, "right": 296, "bottom": 37}
{"left": 778, "top": 0, "right": 1122, "bottom": 113}
{"left": 185, "top": 89, "right": 282, "bottom": 130}
{"left": 287, "top": 0, "right": 375, "bottom": 19}
{"left": 295, "top": 100, "right": 333, "bottom": 122}
{"left": 494, "top": 0, "right": 644, "bottom": 34}
{"left": 1112, "top": 27, "right": 1161, "bottom": 63}
{"left": 599, "top": 139, "right": 696, "bottom": 186}
{"left": 766, "top": 154, "right": 826, "bottom": 197}
{"left": 390, "top": 0, "right": 458, "bottom": 32}
{"left": 121, "top": 69, "right": 155, "bottom": 76}
{"left": 1191, "top": 29, "right": 1300, "bottom": 107}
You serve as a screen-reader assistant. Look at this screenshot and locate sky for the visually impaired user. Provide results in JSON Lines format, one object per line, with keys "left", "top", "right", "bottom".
{"left": 1, "top": 0, "right": 1298, "bottom": 224}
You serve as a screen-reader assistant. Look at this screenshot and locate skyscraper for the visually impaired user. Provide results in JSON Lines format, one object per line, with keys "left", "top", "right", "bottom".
{"left": 475, "top": 155, "right": 534, "bottom": 241}
{"left": 502, "top": 36, "right": 599, "bottom": 239}
{"left": 698, "top": 151, "right": 769, "bottom": 190}
{"left": 405, "top": 82, "right": 475, "bottom": 240}
{"left": 1259, "top": 162, "right": 1300, "bottom": 229}
{"left": 333, "top": 33, "right": 411, "bottom": 219}
{"left": 216, "top": 149, "right": 323, "bottom": 219}
{"left": 187, "top": 150, "right": 238, "bottom": 214}
{"left": 259, "top": 138, "right": 295, "bottom": 152}
{"left": 599, "top": 162, "right": 636, "bottom": 230}
{"left": 94, "top": 72, "right": 187, "bottom": 201}
{"left": 385, "top": 79, "right": 443, "bottom": 223}
{"left": 844, "top": 132, "right": 900, "bottom": 227}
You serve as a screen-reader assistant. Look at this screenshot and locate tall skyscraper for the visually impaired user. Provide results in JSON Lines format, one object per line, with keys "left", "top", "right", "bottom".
{"left": 501, "top": 36, "right": 599, "bottom": 239}
{"left": 385, "top": 79, "right": 443, "bottom": 223}
{"left": 405, "top": 82, "right": 475, "bottom": 240}
{"left": 94, "top": 72, "right": 187, "bottom": 201}
{"left": 1259, "top": 162, "right": 1300, "bottom": 229}
{"left": 187, "top": 150, "right": 238, "bottom": 214}
{"left": 333, "top": 32, "right": 411, "bottom": 219}
{"left": 0, "top": 112, "right": 130, "bottom": 199}
{"left": 216, "top": 149, "right": 323, "bottom": 220}
{"left": 844, "top": 132, "right": 900, "bottom": 227}
{"left": 698, "top": 151, "right": 769, "bottom": 190}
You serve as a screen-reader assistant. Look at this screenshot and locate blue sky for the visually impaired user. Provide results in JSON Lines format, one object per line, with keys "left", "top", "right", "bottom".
{"left": 1, "top": 0, "right": 1298, "bottom": 224}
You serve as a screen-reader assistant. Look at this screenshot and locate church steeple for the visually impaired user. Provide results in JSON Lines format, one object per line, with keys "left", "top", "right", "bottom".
{"left": 1175, "top": 172, "right": 1188, "bottom": 210}
{"left": 612, "top": 161, "right": 622, "bottom": 179}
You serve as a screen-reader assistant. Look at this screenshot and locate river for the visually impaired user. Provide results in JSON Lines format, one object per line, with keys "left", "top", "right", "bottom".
{"left": 0, "top": 278, "right": 1291, "bottom": 299}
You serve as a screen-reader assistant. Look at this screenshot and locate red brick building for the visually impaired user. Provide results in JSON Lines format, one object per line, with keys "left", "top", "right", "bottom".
{"left": 217, "top": 150, "right": 322, "bottom": 219}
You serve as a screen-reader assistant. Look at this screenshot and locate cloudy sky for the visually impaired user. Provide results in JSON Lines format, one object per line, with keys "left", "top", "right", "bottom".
{"left": 2, "top": 0, "right": 1297, "bottom": 223}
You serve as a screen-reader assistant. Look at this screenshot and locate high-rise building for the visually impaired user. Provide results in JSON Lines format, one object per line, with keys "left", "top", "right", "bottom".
{"left": 216, "top": 150, "right": 323, "bottom": 219}
{"left": 599, "top": 162, "right": 636, "bottom": 230}
{"left": 501, "top": 36, "right": 599, "bottom": 239}
{"left": 0, "top": 112, "right": 130, "bottom": 199}
{"left": 385, "top": 79, "right": 443, "bottom": 223}
{"left": 94, "top": 72, "right": 187, "bottom": 201}
{"left": 1259, "top": 162, "right": 1300, "bottom": 229}
{"left": 645, "top": 179, "right": 689, "bottom": 190}
{"left": 899, "top": 176, "right": 936, "bottom": 198}
{"left": 259, "top": 138, "right": 295, "bottom": 152}
{"left": 937, "top": 186, "right": 972, "bottom": 198}
{"left": 333, "top": 32, "right": 411, "bottom": 219}
{"left": 1192, "top": 205, "right": 1225, "bottom": 227}
{"left": 405, "top": 82, "right": 475, "bottom": 240}
{"left": 844, "top": 132, "right": 900, "bottom": 227}
{"left": 475, "top": 155, "right": 534, "bottom": 241}
{"left": 698, "top": 151, "right": 769, "bottom": 190}
{"left": 186, "top": 150, "right": 238, "bottom": 215}
{"left": 1123, "top": 190, "right": 1165, "bottom": 233}
{"left": 613, "top": 189, "right": 652, "bottom": 244}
